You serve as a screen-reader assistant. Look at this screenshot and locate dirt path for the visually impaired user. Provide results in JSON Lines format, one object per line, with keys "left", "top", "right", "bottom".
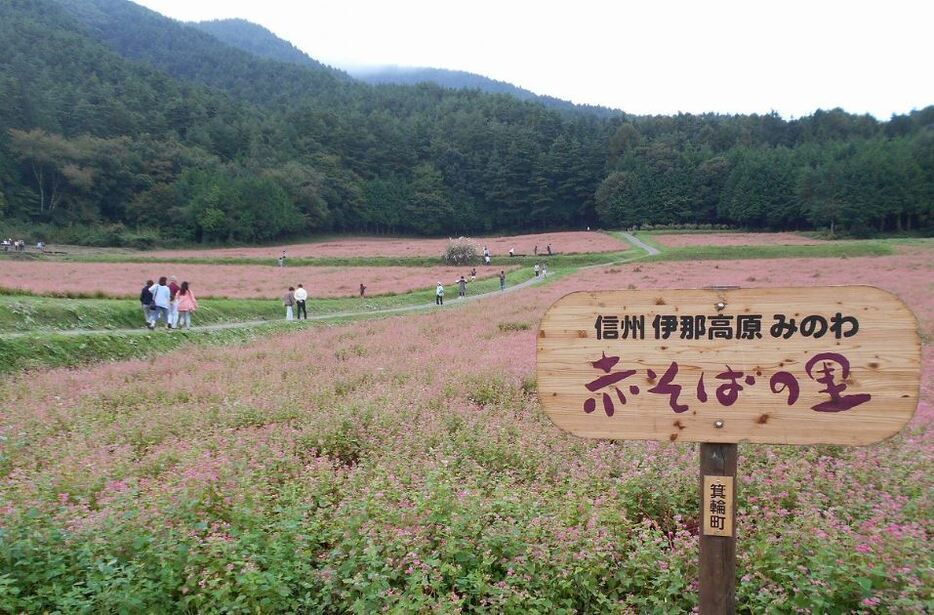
{"left": 619, "top": 231, "right": 660, "bottom": 256}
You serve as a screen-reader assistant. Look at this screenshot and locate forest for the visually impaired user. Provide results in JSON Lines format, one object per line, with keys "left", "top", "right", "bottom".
{"left": 0, "top": 0, "right": 931, "bottom": 246}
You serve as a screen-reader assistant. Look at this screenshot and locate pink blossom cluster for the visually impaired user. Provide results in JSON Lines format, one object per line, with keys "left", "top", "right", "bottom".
{"left": 148, "top": 230, "right": 629, "bottom": 259}
{"left": 0, "top": 261, "right": 514, "bottom": 299}
{"left": 0, "top": 248, "right": 930, "bottom": 609}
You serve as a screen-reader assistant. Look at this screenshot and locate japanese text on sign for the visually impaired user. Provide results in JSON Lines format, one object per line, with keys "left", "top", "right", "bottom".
{"left": 582, "top": 351, "right": 871, "bottom": 416}
{"left": 594, "top": 313, "right": 860, "bottom": 341}
{"left": 703, "top": 475, "right": 734, "bottom": 537}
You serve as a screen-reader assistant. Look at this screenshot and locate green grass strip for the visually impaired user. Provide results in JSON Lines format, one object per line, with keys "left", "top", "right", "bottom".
{"left": 30, "top": 250, "right": 637, "bottom": 268}
{"left": 642, "top": 241, "right": 893, "bottom": 262}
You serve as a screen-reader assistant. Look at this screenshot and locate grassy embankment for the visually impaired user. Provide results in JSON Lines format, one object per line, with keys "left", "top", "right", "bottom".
{"left": 634, "top": 232, "right": 896, "bottom": 261}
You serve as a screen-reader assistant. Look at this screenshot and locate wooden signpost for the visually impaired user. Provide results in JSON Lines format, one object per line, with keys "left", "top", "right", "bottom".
{"left": 536, "top": 286, "right": 921, "bottom": 613}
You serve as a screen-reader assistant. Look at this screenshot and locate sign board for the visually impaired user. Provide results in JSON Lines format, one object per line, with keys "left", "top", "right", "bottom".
{"left": 702, "top": 475, "right": 734, "bottom": 537}
{"left": 537, "top": 286, "right": 921, "bottom": 445}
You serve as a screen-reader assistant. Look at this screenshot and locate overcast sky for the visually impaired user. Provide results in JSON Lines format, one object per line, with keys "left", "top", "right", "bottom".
{"left": 133, "top": 0, "right": 932, "bottom": 119}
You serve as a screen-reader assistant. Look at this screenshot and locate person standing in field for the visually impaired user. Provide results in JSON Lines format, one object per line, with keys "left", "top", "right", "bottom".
{"left": 147, "top": 276, "right": 171, "bottom": 330}
{"left": 457, "top": 275, "right": 468, "bottom": 298}
{"left": 167, "top": 275, "right": 180, "bottom": 329}
{"left": 534, "top": 263, "right": 540, "bottom": 277}
{"left": 283, "top": 287, "right": 295, "bottom": 320}
{"left": 546, "top": 244, "right": 552, "bottom": 255}
{"left": 534, "top": 245, "right": 538, "bottom": 256}
{"left": 498, "top": 270, "right": 506, "bottom": 291}
{"left": 359, "top": 283, "right": 366, "bottom": 298}
{"left": 139, "top": 279, "right": 154, "bottom": 325}
{"left": 470, "top": 267, "right": 477, "bottom": 281}
{"left": 435, "top": 282, "right": 444, "bottom": 306}
{"left": 174, "top": 281, "right": 198, "bottom": 329}
{"left": 294, "top": 283, "right": 308, "bottom": 319}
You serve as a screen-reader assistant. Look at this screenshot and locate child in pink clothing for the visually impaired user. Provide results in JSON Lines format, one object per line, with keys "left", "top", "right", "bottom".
{"left": 175, "top": 281, "right": 198, "bottom": 329}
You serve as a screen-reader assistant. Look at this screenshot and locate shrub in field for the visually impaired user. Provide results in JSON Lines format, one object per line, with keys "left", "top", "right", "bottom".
{"left": 443, "top": 236, "right": 480, "bottom": 264}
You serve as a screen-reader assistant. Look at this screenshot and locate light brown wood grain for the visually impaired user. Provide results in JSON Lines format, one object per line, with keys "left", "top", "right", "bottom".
{"left": 536, "top": 286, "right": 921, "bottom": 445}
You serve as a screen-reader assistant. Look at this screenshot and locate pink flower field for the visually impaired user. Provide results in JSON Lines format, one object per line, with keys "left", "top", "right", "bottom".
{"left": 0, "top": 248, "right": 931, "bottom": 611}
{"left": 148, "top": 230, "right": 629, "bottom": 259}
{"left": 653, "top": 232, "right": 822, "bottom": 248}
{"left": 0, "top": 261, "right": 515, "bottom": 299}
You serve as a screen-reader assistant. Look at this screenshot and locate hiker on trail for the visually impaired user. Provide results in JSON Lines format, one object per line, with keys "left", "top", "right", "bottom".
{"left": 140, "top": 279, "right": 154, "bottom": 324}
{"left": 147, "top": 277, "right": 171, "bottom": 330}
{"left": 534, "top": 264, "right": 540, "bottom": 277}
{"left": 470, "top": 267, "right": 477, "bottom": 281}
{"left": 168, "top": 276, "right": 180, "bottom": 329}
{"left": 457, "top": 275, "right": 468, "bottom": 298}
{"left": 294, "top": 284, "right": 308, "bottom": 319}
{"left": 175, "top": 281, "right": 198, "bottom": 330}
{"left": 283, "top": 287, "right": 295, "bottom": 321}
{"left": 435, "top": 282, "right": 445, "bottom": 306}
{"left": 499, "top": 271, "right": 506, "bottom": 291}
{"left": 359, "top": 283, "right": 366, "bottom": 298}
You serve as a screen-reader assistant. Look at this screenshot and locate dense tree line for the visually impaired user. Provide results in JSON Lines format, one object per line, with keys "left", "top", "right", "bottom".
{"left": 596, "top": 112, "right": 933, "bottom": 235}
{"left": 0, "top": 0, "right": 930, "bottom": 246}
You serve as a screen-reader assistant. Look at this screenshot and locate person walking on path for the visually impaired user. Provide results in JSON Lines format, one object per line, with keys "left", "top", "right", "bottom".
{"left": 435, "top": 282, "right": 445, "bottom": 306}
{"left": 283, "top": 287, "right": 295, "bottom": 320}
{"left": 498, "top": 270, "right": 506, "bottom": 291}
{"left": 168, "top": 276, "right": 180, "bottom": 329}
{"left": 174, "top": 281, "right": 198, "bottom": 329}
{"left": 139, "top": 279, "right": 154, "bottom": 325}
{"left": 457, "top": 275, "right": 468, "bottom": 298}
{"left": 534, "top": 264, "right": 540, "bottom": 277}
{"left": 147, "top": 277, "right": 171, "bottom": 330}
{"left": 294, "top": 284, "right": 308, "bottom": 319}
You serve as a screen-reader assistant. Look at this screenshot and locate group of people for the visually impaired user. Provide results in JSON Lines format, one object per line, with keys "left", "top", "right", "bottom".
{"left": 139, "top": 276, "right": 198, "bottom": 330}
{"left": 506, "top": 243, "right": 554, "bottom": 258}
{"left": 282, "top": 284, "right": 308, "bottom": 320}
{"left": 1, "top": 238, "right": 38, "bottom": 252}
{"left": 282, "top": 281, "right": 368, "bottom": 321}
{"left": 435, "top": 269, "right": 509, "bottom": 305}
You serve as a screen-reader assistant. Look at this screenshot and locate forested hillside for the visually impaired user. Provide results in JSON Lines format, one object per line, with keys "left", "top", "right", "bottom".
{"left": 0, "top": 0, "right": 930, "bottom": 246}
{"left": 190, "top": 18, "right": 334, "bottom": 71}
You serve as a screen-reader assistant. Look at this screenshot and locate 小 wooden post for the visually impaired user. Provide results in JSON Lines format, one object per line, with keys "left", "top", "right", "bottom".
{"left": 699, "top": 442, "right": 737, "bottom": 614}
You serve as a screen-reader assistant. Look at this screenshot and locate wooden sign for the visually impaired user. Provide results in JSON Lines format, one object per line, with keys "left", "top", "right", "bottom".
{"left": 537, "top": 286, "right": 921, "bottom": 445}
{"left": 702, "top": 475, "right": 734, "bottom": 537}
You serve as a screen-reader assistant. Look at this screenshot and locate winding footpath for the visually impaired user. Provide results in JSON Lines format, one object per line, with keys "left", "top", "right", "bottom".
{"left": 619, "top": 231, "right": 661, "bottom": 256}
{"left": 2, "top": 233, "right": 657, "bottom": 339}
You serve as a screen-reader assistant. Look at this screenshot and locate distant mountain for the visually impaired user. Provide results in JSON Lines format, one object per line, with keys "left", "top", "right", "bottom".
{"left": 183, "top": 16, "right": 622, "bottom": 118}
{"left": 348, "top": 66, "right": 624, "bottom": 118}
{"left": 190, "top": 18, "right": 338, "bottom": 73}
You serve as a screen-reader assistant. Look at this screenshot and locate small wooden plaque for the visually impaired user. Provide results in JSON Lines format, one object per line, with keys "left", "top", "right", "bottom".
{"left": 703, "top": 475, "right": 734, "bottom": 537}
{"left": 537, "top": 286, "right": 921, "bottom": 445}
